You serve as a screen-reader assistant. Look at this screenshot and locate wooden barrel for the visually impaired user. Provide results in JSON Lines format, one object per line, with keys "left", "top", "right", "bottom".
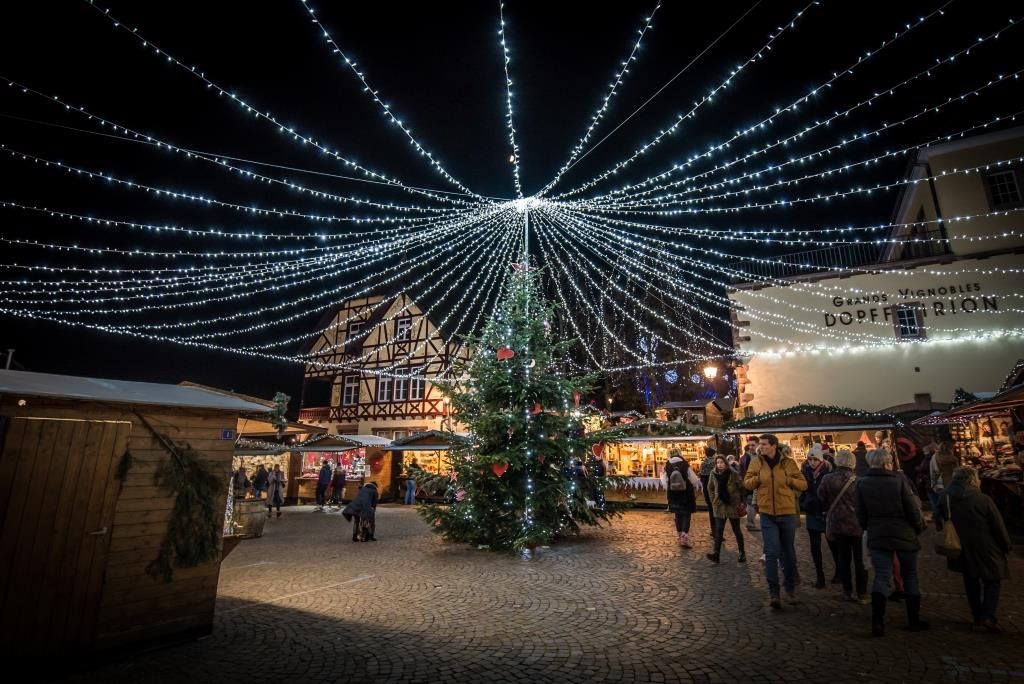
{"left": 233, "top": 499, "right": 268, "bottom": 538}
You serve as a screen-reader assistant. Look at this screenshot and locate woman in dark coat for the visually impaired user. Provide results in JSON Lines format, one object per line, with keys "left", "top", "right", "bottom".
{"left": 343, "top": 482, "right": 379, "bottom": 541}
{"left": 818, "top": 449, "right": 867, "bottom": 602}
{"left": 706, "top": 455, "right": 746, "bottom": 563}
{"left": 660, "top": 448, "right": 701, "bottom": 549}
{"left": 855, "top": 449, "right": 928, "bottom": 636}
{"left": 939, "top": 467, "right": 1012, "bottom": 632}
{"left": 800, "top": 448, "right": 838, "bottom": 588}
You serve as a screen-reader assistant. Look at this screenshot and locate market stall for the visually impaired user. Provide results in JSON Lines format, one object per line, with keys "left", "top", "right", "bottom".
{"left": 382, "top": 430, "right": 472, "bottom": 501}
{"left": 594, "top": 419, "right": 718, "bottom": 506}
{"left": 913, "top": 378, "right": 1024, "bottom": 531}
{"left": 724, "top": 405, "right": 914, "bottom": 466}
{"left": 291, "top": 433, "right": 395, "bottom": 501}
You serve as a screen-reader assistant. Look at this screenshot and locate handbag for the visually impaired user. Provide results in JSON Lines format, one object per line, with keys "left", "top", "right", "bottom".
{"left": 738, "top": 501, "right": 748, "bottom": 518}
{"left": 825, "top": 475, "right": 857, "bottom": 541}
{"left": 935, "top": 496, "right": 962, "bottom": 559}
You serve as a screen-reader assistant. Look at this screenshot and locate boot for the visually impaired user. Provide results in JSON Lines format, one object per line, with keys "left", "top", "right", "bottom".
{"left": 871, "top": 592, "right": 887, "bottom": 637}
{"left": 680, "top": 532, "right": 692, "bottom": 549}
{"left": 706, "top": 553, "right": 720, "bottom": 563}
{"left": 906, "top": 595, "right": 930, "bottom": 632}
{"left": 737, "top": 551, "right": 746, "bottom": 563}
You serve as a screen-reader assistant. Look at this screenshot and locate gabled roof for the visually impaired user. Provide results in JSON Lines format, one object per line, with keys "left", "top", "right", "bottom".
{"left": 725, "top": 404, "right": 904, "bottom": 434}
{"left": 0, "top": 370, "right": 272, "bottom": 414}
{"left": 292, "top": 433, "right": 393, "bottom": 452}
{"left": 383, "top": 430, "right": 472, "bottom": 451}
{"left": 659, "top": 400, "right": 715, "bottom": 409}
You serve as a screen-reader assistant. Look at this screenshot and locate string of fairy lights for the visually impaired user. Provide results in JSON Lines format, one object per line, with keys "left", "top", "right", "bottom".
{"left": 2, "top": 1, "right": 1022, "bottom": 381}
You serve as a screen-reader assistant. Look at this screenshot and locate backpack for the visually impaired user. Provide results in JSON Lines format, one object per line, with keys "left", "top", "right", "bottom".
{"left": 668, "top": 462, "right": 689, "bottom": 491}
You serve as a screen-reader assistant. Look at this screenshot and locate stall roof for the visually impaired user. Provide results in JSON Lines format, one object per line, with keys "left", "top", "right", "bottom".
{"left": 236, "top": 416, "right": 327, "bottom": 437}
{"left": 659, "top": 400, "right": 715, "bottom": 409}
{"left": 383, "top": 430, "right": 471, "bottom": 451}
{"left": 724, "top": 405, "right": 902, "bottom": 434}
{"left": 726, "top": 422, "right": 896, "bottom": 435}
{"left": 620, "top": 435, "right": 714, "bottom": 442}
{"left": 0, "top": 369, "right": 273, "bottom": 414}
{"left": 292, "top": 433, "right": 393, "bottom": 452}
{"left": 913, "top": 384, "right": 1024, "bottom": 426}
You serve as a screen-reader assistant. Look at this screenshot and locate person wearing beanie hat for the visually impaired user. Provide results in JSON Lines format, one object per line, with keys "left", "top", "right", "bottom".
{"left": 818, "top": 449, "right": 868, "bottom": 603}
{"left": 800, "top": 449, "right": 838, "bottom": 588}
{"left": 698, "top": 446, "right": 718, "bottom": 532}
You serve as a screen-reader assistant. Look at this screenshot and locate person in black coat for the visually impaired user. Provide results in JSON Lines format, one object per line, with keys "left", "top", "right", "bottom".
{"left": 855, "top": 449, "right": 928, "bottom": 636}
{"left": 343, "top": 482, "right": 379, "bottom": 541}
{"left": 939, "top": 467, "right": 1013, "bottom": 632}
{"left": 661, "top": 448, "right": 701, "bottom": 549}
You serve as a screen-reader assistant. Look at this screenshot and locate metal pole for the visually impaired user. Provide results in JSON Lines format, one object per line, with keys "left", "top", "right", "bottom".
{"left": 4, "top": 349, "right": 12, "bottom": 370}
{"left": 523, "top": 206, "right": 529, "bottom": 268}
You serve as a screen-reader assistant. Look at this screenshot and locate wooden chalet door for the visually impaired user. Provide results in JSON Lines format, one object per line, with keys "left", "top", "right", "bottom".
{"left": 0, "top": 417, "right": 131, "bottom": 654}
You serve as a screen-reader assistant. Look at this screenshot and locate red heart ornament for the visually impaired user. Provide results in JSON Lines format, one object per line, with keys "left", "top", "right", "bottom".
{"left": 531, "top": 403, "right": 542, "bottom": 415}
{"left": 592, "top": 443, "right": 604, "bottom": 458}
{"left": 491, "top": 462, "right": 509, "bottom": 477}
{"left": 496, "top": 346, "right": 516, "bottom": 361}
{"left": 538, "top": 454, "right": 546, "bottom": 464}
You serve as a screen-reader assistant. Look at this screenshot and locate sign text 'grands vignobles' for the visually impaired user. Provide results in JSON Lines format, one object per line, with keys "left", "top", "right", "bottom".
{"left": 824, "top": 282, "right": 999, "bottom": 327}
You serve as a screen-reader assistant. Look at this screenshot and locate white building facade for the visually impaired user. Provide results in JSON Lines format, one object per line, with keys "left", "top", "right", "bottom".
{"left": 729, "top": 127, "right": 1024, "bottom": 413}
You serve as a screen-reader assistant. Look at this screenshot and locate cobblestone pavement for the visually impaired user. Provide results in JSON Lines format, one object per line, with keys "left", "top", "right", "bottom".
{"left": 65, "top": 507, "right": 1023, "bottom": 683}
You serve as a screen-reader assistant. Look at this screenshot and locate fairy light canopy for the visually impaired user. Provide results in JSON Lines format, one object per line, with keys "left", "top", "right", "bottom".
{"left": 0, "top": 1, "right": 1021, "bottom": 382}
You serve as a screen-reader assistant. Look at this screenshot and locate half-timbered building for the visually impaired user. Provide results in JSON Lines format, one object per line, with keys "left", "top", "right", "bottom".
{"left": 298, "top": 293, "right": 467, "bottom": 441}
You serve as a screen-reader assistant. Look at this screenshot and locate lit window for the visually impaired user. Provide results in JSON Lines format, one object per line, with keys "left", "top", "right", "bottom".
{"left": 893, "top": 304, "right": 926, "bottom": 340}
{"left": 342, "top": 375, "right": 359, "bottom": 406}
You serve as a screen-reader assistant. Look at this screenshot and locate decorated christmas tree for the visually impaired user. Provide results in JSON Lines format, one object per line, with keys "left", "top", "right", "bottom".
{"left": 419, "top": 267, "right": 627, "bottom": 552}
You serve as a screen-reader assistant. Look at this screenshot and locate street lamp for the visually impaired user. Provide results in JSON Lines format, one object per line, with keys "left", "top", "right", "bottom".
{"left": 703, "top": 365, "right": 718, "bottom": 380}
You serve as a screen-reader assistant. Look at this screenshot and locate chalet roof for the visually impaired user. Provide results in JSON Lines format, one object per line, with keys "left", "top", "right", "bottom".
{"left": 713, "top": 397, "right": 737, "bottom": 414}
{"left": 724, "top": 405, "right": 902, "bottom": 434}
{"left": 659, "top": 400, "right": 715, "bottom": 409}
{"left": 292, "top": 433, "right": 393, "bottom": 452}
{"left": 236, "top": 416, "right": 327, "bottom": 438}
{"left": 383, "top": 430, "right": 472, "bottom": 451}
{"left": 913, "top": 383, "right": 1024, "bottom": 426}
{"left": 0, "top": 369, "right": 272, "bottom": 414}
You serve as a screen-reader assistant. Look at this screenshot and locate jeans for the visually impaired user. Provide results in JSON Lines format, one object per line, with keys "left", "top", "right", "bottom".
{"left": 713, "top": 517, "right": 745, "bottom": 554}
{"left": 405, "top": 479, "right": 416, "bottom": 505}
{"left": 963, "top": 574, "right": 1001, "bottom": 623}
{"left": 315, "top": 484, "right": 328, "bottom": 507}
{"left": 834, "top": 534, "right": 868, "bottom": 596}
{"left": 761, "top": 514, "right": 798, "bottom": 596}
{"left": 673, "top": 511, "right": 692, "bottom": 533}
{"left": 870, "top": 549, "right": 920, "bottom": 596}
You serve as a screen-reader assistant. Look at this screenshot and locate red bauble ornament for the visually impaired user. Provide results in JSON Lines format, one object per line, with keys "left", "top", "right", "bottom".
{"left": 491, "top": 462, "right": 509, "bottom": 477}
{"left": 592, "top": 443, "right": 605, "bottom": 458}
{"left": 531, "top": 402, "right": 542, "bottom": 415}
{"left": 496, "top": 346, "right": 516, "bottom": 361}
{"left": 573, "top": 391, "right": 581, "bottom": 407}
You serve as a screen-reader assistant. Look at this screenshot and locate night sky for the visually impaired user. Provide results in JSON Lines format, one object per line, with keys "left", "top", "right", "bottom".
{"left": 1, "top": 1, "right": 1019, "bottom": 409}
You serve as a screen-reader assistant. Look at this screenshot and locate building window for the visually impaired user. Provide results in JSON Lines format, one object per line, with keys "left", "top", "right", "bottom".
{"left": 985, "top": 169, "right": 1022, "bottom": 209}
{"left": 377, "top": 376, "right": 393, "bottom": 403}
{"left": 373, "top": 428, "right": 394, "bottom": 440}
{"left": 347, "top": 320, "right": 364, "bottom": 340}
{"left": 393, "top": 375, "right": 408, "bottom": 402}
{"left": 410, "top": 372, "right": 425, "bottom": 400}
{"left": 395, "top": 317, "right": 413, "bottom": 341}
{"left": 893, "top": 304, "right": 926, "bottom": 340}
{"left": 342, "top": 375, "right": 359, "bottom": 406}
{"left": 393, "top": 430, "right": 408, "bottom": 441}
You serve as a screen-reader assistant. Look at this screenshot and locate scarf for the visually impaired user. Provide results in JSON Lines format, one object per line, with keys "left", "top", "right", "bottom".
{"left": 764, "top": 453, "right": 781, "bottom": 469}
{"left": 714, "top": 469, "right": 732, "bottom": 505}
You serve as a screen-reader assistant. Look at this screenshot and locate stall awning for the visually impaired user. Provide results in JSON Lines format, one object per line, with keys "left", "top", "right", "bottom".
{"left": 383, "top": 430, "right": 472, "bottom": 451}
{"left": 292, "top": 434, "right": 393, "bottom": 452}
{"left": 913, "top": 384, "right": 1024, "bottom": 426}
{"left": 725, "top": 422, "right": 896, "bottom": 435}
{"left": 618, "top": 435, "right": 713, "bottom": 442}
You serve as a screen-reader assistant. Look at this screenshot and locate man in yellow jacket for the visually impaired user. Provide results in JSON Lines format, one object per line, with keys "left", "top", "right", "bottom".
{"left": 743, "top": 433, "right": 808, "bottom": 609}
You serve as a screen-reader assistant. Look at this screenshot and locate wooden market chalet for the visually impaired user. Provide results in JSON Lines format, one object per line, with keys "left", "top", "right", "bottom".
{"left": 297, "top": 293, "right": 467, "bottom": 438}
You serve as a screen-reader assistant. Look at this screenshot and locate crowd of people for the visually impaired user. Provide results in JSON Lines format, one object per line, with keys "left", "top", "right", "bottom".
{"left": 665, "top": 433, "right": 1013, "bottom": 635}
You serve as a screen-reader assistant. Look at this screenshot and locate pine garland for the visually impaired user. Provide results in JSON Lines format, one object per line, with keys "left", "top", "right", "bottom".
{"left": 724, "top": 403, "right": 906, "bottom": 430}
{"left": 134, "top": 413, "right": 224, "bottom": 583}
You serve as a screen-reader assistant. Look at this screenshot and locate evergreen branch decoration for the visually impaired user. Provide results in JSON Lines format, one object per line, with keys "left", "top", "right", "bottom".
{"left": 724, "top": 404, "right": 907, "bottom": 430}
{"left": 114, "top": 449, "right": 132, "bottom": 491}
{"left": 134, "top": 412, "right": 224, "bottom": 583}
